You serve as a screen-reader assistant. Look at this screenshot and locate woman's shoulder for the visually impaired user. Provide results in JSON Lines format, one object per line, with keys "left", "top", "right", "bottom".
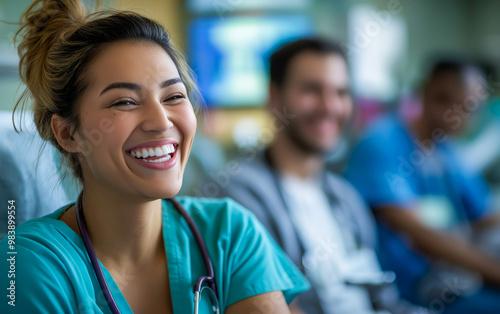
{"left": 168, "top": 196, "right": 258, "bottom": 231}
{"left": 0, "top": 202, "right": 89, "bottom": 284}
{"left": 164, "top": 196, "right": 271, "bottom": 258}
{"left": 172, "top": 195, "right": 247, "bottom": 210}
{"left": 2, "top": 203, "right": 80, "bottom": 248}
{"left": 0, "top": 204, "right": 94, "bottom": 312}
{"left": 0, "top": 203, "right": 87, "bottom": 272}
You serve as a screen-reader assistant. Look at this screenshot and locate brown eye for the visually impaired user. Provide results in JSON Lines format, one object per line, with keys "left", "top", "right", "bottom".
{"left": 109, "top": 99, "right": 138, "bottom": 111}
{"left": 111, "top": 100, "right": 136, "bottom": 106}
{"left": 164, "top": 94, "right": 185, "bottom": 103}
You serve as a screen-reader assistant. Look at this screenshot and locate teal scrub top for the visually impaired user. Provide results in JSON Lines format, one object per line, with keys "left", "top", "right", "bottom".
{"left": 0, "top": 197, "right": 310, "bottom": 313}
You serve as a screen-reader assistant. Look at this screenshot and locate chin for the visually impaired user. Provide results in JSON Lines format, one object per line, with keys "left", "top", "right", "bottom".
{"left": 140, "top": 183, "right": 183, "bottom": 200}
{"left": 305, "top": 136, "right": 339, "bottom": 154}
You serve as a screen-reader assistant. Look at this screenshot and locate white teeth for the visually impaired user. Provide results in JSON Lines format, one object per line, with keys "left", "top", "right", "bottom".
{"left": 155, "top": 147, "right": 163, "bottom": 157}
{"left": 143, "top": 155, "right": 172, "bottom": 163}
{"left": 130, "top": 144, "right": 176, "bottom": 159}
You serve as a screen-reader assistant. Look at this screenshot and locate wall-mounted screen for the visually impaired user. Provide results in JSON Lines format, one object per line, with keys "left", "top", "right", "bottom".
{"left": 188, "top": 15, "right": 313, "bottom": 108}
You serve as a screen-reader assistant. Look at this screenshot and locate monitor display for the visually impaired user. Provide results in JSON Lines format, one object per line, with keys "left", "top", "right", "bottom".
{"left": 187, "top": 0, "right": 310, "bottom": 14}
{"left": 188, "top": 15, "right": 313, "bottom": 108}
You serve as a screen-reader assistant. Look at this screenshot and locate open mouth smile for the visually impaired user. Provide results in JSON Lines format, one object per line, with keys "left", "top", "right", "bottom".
{"left": 127, "top": 143, "right": 179, "bottom": 169}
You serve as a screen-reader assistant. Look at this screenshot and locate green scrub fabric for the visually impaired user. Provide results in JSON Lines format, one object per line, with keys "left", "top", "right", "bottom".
{"left": 1, "top": 197, "right": 310, "bottom": 313}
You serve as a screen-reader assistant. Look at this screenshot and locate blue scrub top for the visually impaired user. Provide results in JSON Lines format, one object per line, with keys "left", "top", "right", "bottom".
{"left": 345, "top": 115, "right": 492, "bottom": 300}
{"left": 0, "top": 197, "right": 310, "bottom": 313}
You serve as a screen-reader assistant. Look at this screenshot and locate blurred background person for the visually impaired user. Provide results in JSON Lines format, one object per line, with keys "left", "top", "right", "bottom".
{"left": 345, "top": 59, "right": 500, "bottom": 313}
{"left": 212, "top": 37, "right": 427, "bottom": 314}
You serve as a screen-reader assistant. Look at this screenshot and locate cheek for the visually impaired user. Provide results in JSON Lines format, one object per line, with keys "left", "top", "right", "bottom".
{"left": 186, "top": 107, "right": 198, "bottom": 135}
{"left": 431, "top": 106, "right": 449, "bottom": 120}
{"left": 175, "top": 105, "right": 197, "bottom": 143}
{"left": 74, "top": 114, "right": 105, "bottom": 154}
{"left": 341, "top": 99, "right": 354, "bottom": 118}
{"left": 286, "top": 91, "right": 315, "bottom": 113}
{"left": 77, "top": 114, "right": 130, "bottom": 158}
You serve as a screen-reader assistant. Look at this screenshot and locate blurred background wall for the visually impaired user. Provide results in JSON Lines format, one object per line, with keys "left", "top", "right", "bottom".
{"left": 2, "top": 0, "right": 500, "bottom": 199}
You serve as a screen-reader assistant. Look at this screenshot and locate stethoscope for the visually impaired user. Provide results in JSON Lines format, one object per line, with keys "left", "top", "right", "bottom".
{"left": 75, "top": 192, "right": 220, "bottom": 314}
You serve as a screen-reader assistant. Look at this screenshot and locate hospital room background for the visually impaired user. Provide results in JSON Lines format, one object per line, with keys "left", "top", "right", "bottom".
{"left": 2, "top": 0, "right": 500, "bottom": 234}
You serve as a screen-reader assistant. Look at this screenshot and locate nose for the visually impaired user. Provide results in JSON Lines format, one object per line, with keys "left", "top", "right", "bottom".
{"left": 140, "top": 98, "right": 173, "bottom": 132}
{"left": 319, "top": 91, "right": 345, "bottom": 114}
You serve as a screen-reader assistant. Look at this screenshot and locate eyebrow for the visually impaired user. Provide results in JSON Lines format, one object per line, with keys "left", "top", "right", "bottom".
{"left": 99, "top": 77, "right": 184, "bottom": 96}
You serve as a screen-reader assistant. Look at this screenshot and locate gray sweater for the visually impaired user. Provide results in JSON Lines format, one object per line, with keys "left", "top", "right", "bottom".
{"left": 211, "top": 150, "right": 382, "bottom": 313}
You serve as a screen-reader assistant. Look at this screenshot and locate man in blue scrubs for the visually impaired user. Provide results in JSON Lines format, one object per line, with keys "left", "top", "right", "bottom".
{"left": 346, "top": 60, "right": 500, "bottom": 313}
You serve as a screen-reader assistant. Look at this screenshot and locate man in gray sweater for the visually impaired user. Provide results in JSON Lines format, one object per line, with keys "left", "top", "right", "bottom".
{"left": 210, "top": 38, "right": 425, "bottom": 313}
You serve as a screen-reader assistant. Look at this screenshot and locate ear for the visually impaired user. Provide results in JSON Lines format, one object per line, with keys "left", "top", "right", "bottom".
{"left": 51, "top": 114, "right": 81, "bottom": 153}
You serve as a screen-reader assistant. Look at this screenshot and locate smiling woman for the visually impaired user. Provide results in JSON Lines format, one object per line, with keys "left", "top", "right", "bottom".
{"left": 0, "top": 0, "right": 309, "bottom": 313}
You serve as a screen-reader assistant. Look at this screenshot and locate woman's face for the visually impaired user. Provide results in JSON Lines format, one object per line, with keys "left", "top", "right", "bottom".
{"left": 73, "top": 40, "right": 197, "bottom": 200}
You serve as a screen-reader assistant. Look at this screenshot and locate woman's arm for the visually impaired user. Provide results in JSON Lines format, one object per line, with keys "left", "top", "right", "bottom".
{"left": 225, "top": 291, "right": 291, "bottom": 314}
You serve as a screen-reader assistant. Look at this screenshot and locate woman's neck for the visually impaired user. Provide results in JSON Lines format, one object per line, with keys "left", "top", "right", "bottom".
{"left": 64, "top": 185, "right": 164, "bottom": 270}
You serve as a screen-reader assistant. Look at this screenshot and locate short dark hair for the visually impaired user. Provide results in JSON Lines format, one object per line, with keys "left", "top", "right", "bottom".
{"left": 269, "top": 38, "right": 347, "bottom": 87}
{"left": 424, "top": 58, "right": 486, "bottom": 86}
{"left": 428, "top": 60, "right": 469, "bottom": 81}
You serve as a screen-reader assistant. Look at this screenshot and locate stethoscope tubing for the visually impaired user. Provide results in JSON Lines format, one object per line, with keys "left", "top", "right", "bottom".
{"left": 75, "top": 193, "right": 218, "bottom": 314}
{"left": 75, "top": 193, "right": 121, "bottom": 314}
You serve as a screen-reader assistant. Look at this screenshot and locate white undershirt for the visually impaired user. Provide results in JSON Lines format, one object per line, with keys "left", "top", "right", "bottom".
{"left": 280, "top": 173, "right": 376, "bottom": 314}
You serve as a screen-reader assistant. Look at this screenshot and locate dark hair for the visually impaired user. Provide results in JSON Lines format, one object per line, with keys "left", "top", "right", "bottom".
{"left": 269, "top": 38, "right": 347, "bottom": 87}
{"left": 15, "top": 0, "right": 199, "bottom": 181}
{"left": 423, "top": 58, "right": 486, "bottom": 86}
{"left": 427, "top": 60, "right": 469, "bottom": 81}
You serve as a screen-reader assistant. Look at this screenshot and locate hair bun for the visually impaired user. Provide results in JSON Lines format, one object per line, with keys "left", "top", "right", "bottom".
{"left": 23, "top": 0, "right": 87, "bottom": 35}
{"left": 15, "top": 0, "right": 89, "bottom": 107}
{"left": 31, "top": 1, "right": 68, "bottom": 33}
